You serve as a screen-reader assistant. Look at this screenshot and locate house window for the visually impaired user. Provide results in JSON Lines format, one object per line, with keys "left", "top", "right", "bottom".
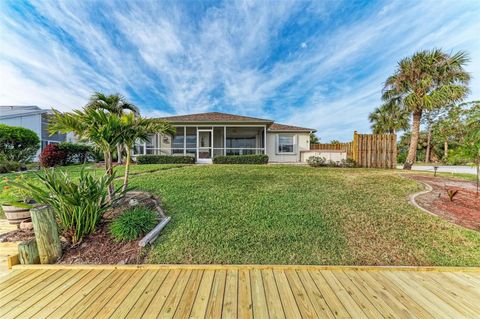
{"left": 277, "top": 134, "right": 295, "bottom": 154}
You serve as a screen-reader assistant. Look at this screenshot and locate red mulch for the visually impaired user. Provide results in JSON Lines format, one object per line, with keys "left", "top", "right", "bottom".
{"left": 405, "top": 174, "right": 480, "bottom": 231}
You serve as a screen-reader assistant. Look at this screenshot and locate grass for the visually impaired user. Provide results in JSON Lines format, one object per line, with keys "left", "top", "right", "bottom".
{"left": 2, "top": 163, "right": 479, "bottom": 266}
{"left": 127, "top": 165, "right": 480, "bottom": 266}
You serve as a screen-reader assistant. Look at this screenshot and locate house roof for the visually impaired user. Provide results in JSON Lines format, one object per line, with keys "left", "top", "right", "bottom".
{"left": 269, "top": 123, "right": 316, "bottom": 133}
{"left": 0, "top": 105, "right": 51, "bottom": 120}
{"left": 158, "top": 112, "right": 273, "bottom": 123}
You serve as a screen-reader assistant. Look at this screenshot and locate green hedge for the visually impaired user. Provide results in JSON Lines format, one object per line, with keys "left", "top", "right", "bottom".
{"left": 0, "top": 161, "right": 24, "bottom": 174}
{"left": 0, "top": 124, "right": 40, "bottom": 163}
{"left": 136, "top": 155, "right": 195, "bottom": 164}
{"left": 213, "top": 154, "right": 269, "bottom": 164}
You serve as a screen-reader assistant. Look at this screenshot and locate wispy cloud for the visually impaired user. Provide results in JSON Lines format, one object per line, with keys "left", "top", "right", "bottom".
{"left": 0, "top": 0, "right": 479, "bottom": 141}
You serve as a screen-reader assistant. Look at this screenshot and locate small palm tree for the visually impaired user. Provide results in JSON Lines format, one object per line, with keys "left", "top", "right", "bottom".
{"left": 86, "top": 92, "right": 139, "bottom": 163}
{"left": 119, "top": 113, "right": 174, "bottom": 192}
{"left": 49, "top": 108, "right": 123, "bottom": 201}
{"left": 368, "top": 101, "right": 410, "bottom": 134}
{"left": 383, "top": 49, "right": 470, "bottom": 169}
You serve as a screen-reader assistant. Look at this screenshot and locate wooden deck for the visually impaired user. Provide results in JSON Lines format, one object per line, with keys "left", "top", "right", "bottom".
{"left": 0, "top": 265, "right": 479, "bottom": 318}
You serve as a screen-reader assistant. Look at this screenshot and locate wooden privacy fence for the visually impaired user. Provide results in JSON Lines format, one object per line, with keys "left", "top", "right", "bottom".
{"left": 310, "top": 131, "right": 397, "bottom": 168}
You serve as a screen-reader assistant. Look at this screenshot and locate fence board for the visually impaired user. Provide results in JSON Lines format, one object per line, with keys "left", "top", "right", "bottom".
{"left": 310, "top": 132, "right": 396, "bottom": 169}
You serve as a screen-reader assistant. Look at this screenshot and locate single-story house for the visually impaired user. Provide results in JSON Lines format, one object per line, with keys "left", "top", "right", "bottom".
{"left": 133, "top": 112, "right": 320, "bottom": 163}
{"left": 0, "top": 105, "right": 73, "bottom": 159}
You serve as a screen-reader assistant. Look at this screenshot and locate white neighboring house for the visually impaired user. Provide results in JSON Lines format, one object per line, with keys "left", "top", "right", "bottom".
{"left": 0, "top": 105, "right": 73, "bottom": 160}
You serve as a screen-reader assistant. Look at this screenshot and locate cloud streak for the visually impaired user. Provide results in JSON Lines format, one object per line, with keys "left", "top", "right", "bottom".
{"left": 0, "top": 0, "right": 479, "bottom": 141}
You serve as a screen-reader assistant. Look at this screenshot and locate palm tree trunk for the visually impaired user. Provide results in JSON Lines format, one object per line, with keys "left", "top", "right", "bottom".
{"left": 404, "top": 109, "right": 422, "bottom": 170}
{"left": 103, "top": 151, "right": 114, "bottom": 203}
{"left": 122, "top": 145, "right": 131, "bottom": 193}
{"left": 117, "top": 144, "right": 123, "bottom": 164}
{"left": 425, "top": 124, "right": 432, "bottom": 163}
{"left": 443, "top": 140, "right": 449, "bottom": 162}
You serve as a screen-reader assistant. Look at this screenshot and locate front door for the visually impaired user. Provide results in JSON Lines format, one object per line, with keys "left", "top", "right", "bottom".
{"left": 197, "top": 130, "right": 213, "bottom": 163}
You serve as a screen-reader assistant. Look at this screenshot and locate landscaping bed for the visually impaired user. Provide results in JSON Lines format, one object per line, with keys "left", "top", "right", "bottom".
{"left": 405, "top": 174, "right": 480, "bottom": 231}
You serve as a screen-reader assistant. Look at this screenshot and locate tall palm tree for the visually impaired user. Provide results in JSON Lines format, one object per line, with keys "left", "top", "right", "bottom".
{"left": 119, "top": 113, "right": 174, "bottom": 192}
{"left": 49, "top": 108, "right": 123, "bottom": 201}
{"left": 86, "top": 92, "right": 139, "bottom": 163}
{"left": 368, "top": 100, "right": 410, "bottom": 134}
{"left": 382, "top": 49, "right": 470, "bottom": 169}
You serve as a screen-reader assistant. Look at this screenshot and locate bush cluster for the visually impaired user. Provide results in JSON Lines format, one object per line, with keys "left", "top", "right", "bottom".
{"left": 110, "top": 207, "right": 158, "bottom": 242}
{"left": 307, "top": 156, "right": 357, "bottom": 168}
{"left": 213, "top": 154, "right": 269, "bottom": 164}
{"left": 0, "top": 124, "right": 40, "bottom": 163}
{"left": 39, "top": 143, "right": 92, "bottom": 167}
{"left": 136, "top": 155, "right": 195, "bottom": 164}
{"left": 58, "top": 142, "right": 92, "bottom": 164}
{"left": 0, "top": 161, "right": 24, "bottom": 174}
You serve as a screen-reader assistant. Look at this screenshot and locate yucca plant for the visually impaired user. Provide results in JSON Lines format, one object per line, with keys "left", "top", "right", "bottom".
{"left": 13, "top": 168, "right": 122, "bottom": 244}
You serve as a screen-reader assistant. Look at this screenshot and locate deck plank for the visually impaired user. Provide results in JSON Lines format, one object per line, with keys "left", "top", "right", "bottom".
{"left": 273, "top": 270, "right": 303, "bottom": 318}
{"left": 141, "top": 269, "right": 181, "bottom": 319}
{"left": 157, "top": 269, "right": 192, "bottom": 318}
{"left": 205, "top": 270, "right": 227, "bottom": 318}
{"left": 261, "top": 269, "right": 285, "bottom": 319}
{"left": 174, "top": 270, "right": 204, "bottom": 318}
{"left": 189, "top": 270, "right": 215, "bottom": 319}
{"left": 222, "top": 270, "right": 238, "bottom": 319}
{"left": 126, "top": 270, "right": 170, "bottom": 318}
{"left": 250, "top": 269, "right": 269, "bottom": 319}
{"left": 0, "top": 270, "right": 81, "bottom": 318}
{"left": 0, "top": 265, "right": 478, "bottom": 318}
{"left": 237, "top": 269, "right": 253, "bottom": 319}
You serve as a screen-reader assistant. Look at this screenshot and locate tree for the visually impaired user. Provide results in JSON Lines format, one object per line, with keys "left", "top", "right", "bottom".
{"left": 309, "top": 133, "right": 320, "bottom": 144}
{"left": 85, "top": 92, "right": 139, "bottom": 163}
{"left": 382, "top": 49, "right": 470, "bottom": 169}
{"left": 456, "top": 105, "right": 480, "bottom": 195}
{"left": 119, "top": 113, "right": 174, "bottom": 192}
{"left": 0, "top": 124, "right": 40, "bottom": 162}
{"left": 49, "top": 108, "right": 123, "bottom": 201}
{"left": 330, "top": 140, "right": 341, "bottom": 144}
{"left": 368, "top": 100, "right": 410, "bottom": 134}
{"left": 422, "top": 109, "right": 444, "bottom": 163}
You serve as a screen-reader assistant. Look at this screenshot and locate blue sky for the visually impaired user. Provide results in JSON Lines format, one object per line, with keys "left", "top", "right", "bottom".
{"left": 0, "top": 0, "right": 479, "bottom": 141}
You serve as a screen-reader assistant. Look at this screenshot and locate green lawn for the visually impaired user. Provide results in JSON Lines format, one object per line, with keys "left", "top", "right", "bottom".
{"left": 127, "top": 165, "right": 480, "bottom": 266}
{"left": 2, "top": 164, "right": 479, "bottom": 266}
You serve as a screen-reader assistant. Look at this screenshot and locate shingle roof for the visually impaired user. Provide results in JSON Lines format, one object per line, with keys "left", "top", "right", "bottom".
{"left": 269, "top": 123, "right": 316, "bottom": 132}
{"left": 158, "top": 112, "right": 273, "bottom": 123}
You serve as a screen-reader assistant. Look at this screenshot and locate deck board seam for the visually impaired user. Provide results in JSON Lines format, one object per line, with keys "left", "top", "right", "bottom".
{"left": 165, "top": 269, "right": 193, "bottom": 318}
{"left": 14, "top": 269, "right": 88, "bottom": 318}
{"left": 109, "top": 270, "right": 150, "bottom": 318}
{"left": 133, "top": 270, "right": 170, "bottom": 319}
{"left": 186, "top": 269, "right": 205, "bottom": 319}
{"left": 271, "top": 269, "right": 287, "bottom": 319}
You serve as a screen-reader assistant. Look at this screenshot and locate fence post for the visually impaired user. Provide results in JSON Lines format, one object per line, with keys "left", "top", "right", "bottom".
{"left": 30, "top": 206, "right": 62, "bottom": 264}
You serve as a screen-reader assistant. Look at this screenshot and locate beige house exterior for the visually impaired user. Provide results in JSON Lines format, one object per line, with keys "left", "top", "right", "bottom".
{"left": 133, "top": 112, "right": 316, "bottom": 163}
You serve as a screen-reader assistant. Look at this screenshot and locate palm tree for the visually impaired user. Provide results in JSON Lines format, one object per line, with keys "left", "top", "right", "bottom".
{"left": 368, "top": 100, "right": 410, "bottom": 134}
{"left": 49, "top": 108, "right": 123, "bottom": 201}
{"left": 119, "top": 113, "right": 174, "bottom": 192}
{"left": 382, "top": 49, "right": 470, "bottom": 169}
{"left": 86, "top": 92, "right": 139, "bottom": 163}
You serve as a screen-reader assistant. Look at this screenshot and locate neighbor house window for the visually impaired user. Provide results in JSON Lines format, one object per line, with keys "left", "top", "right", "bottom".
{"left": 277, "top": 134, "right": 295, "bottom": 154}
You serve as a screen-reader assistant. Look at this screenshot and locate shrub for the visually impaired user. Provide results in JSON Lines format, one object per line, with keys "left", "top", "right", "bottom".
{"left": 307, "top": 156, "right": 357, "bottom": 168}
{"left": 110, "top": 207, "right": 158, "bottom": 242}
{"left": 39, "top": 144, "right": 67, "bottom": 167}
{"left": 136, "top": 155, "right": 195, "bottom": 164}
{"left": 0, "top": 124, "right": 40, "bottom": 162}
{"left": 58, "top": 142, "right": 92, "bottom": 164}
{"left": 15, "top": 168, "right": 119, "bottom": 244}
{"left": 213, "top": 154, "right": 269, "bottom": 164}
{"left": 0, "top": 161, "right": 23, "bottom": 174}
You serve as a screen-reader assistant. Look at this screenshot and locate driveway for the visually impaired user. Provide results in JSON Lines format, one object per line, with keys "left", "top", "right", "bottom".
{"left": 397, "top": 165, "right": 477, "bottom": 175}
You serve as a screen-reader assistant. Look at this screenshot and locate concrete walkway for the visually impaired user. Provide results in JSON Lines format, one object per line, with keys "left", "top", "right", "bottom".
{"left": 397, "top": 165, "right": 477, "bottom": 175}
